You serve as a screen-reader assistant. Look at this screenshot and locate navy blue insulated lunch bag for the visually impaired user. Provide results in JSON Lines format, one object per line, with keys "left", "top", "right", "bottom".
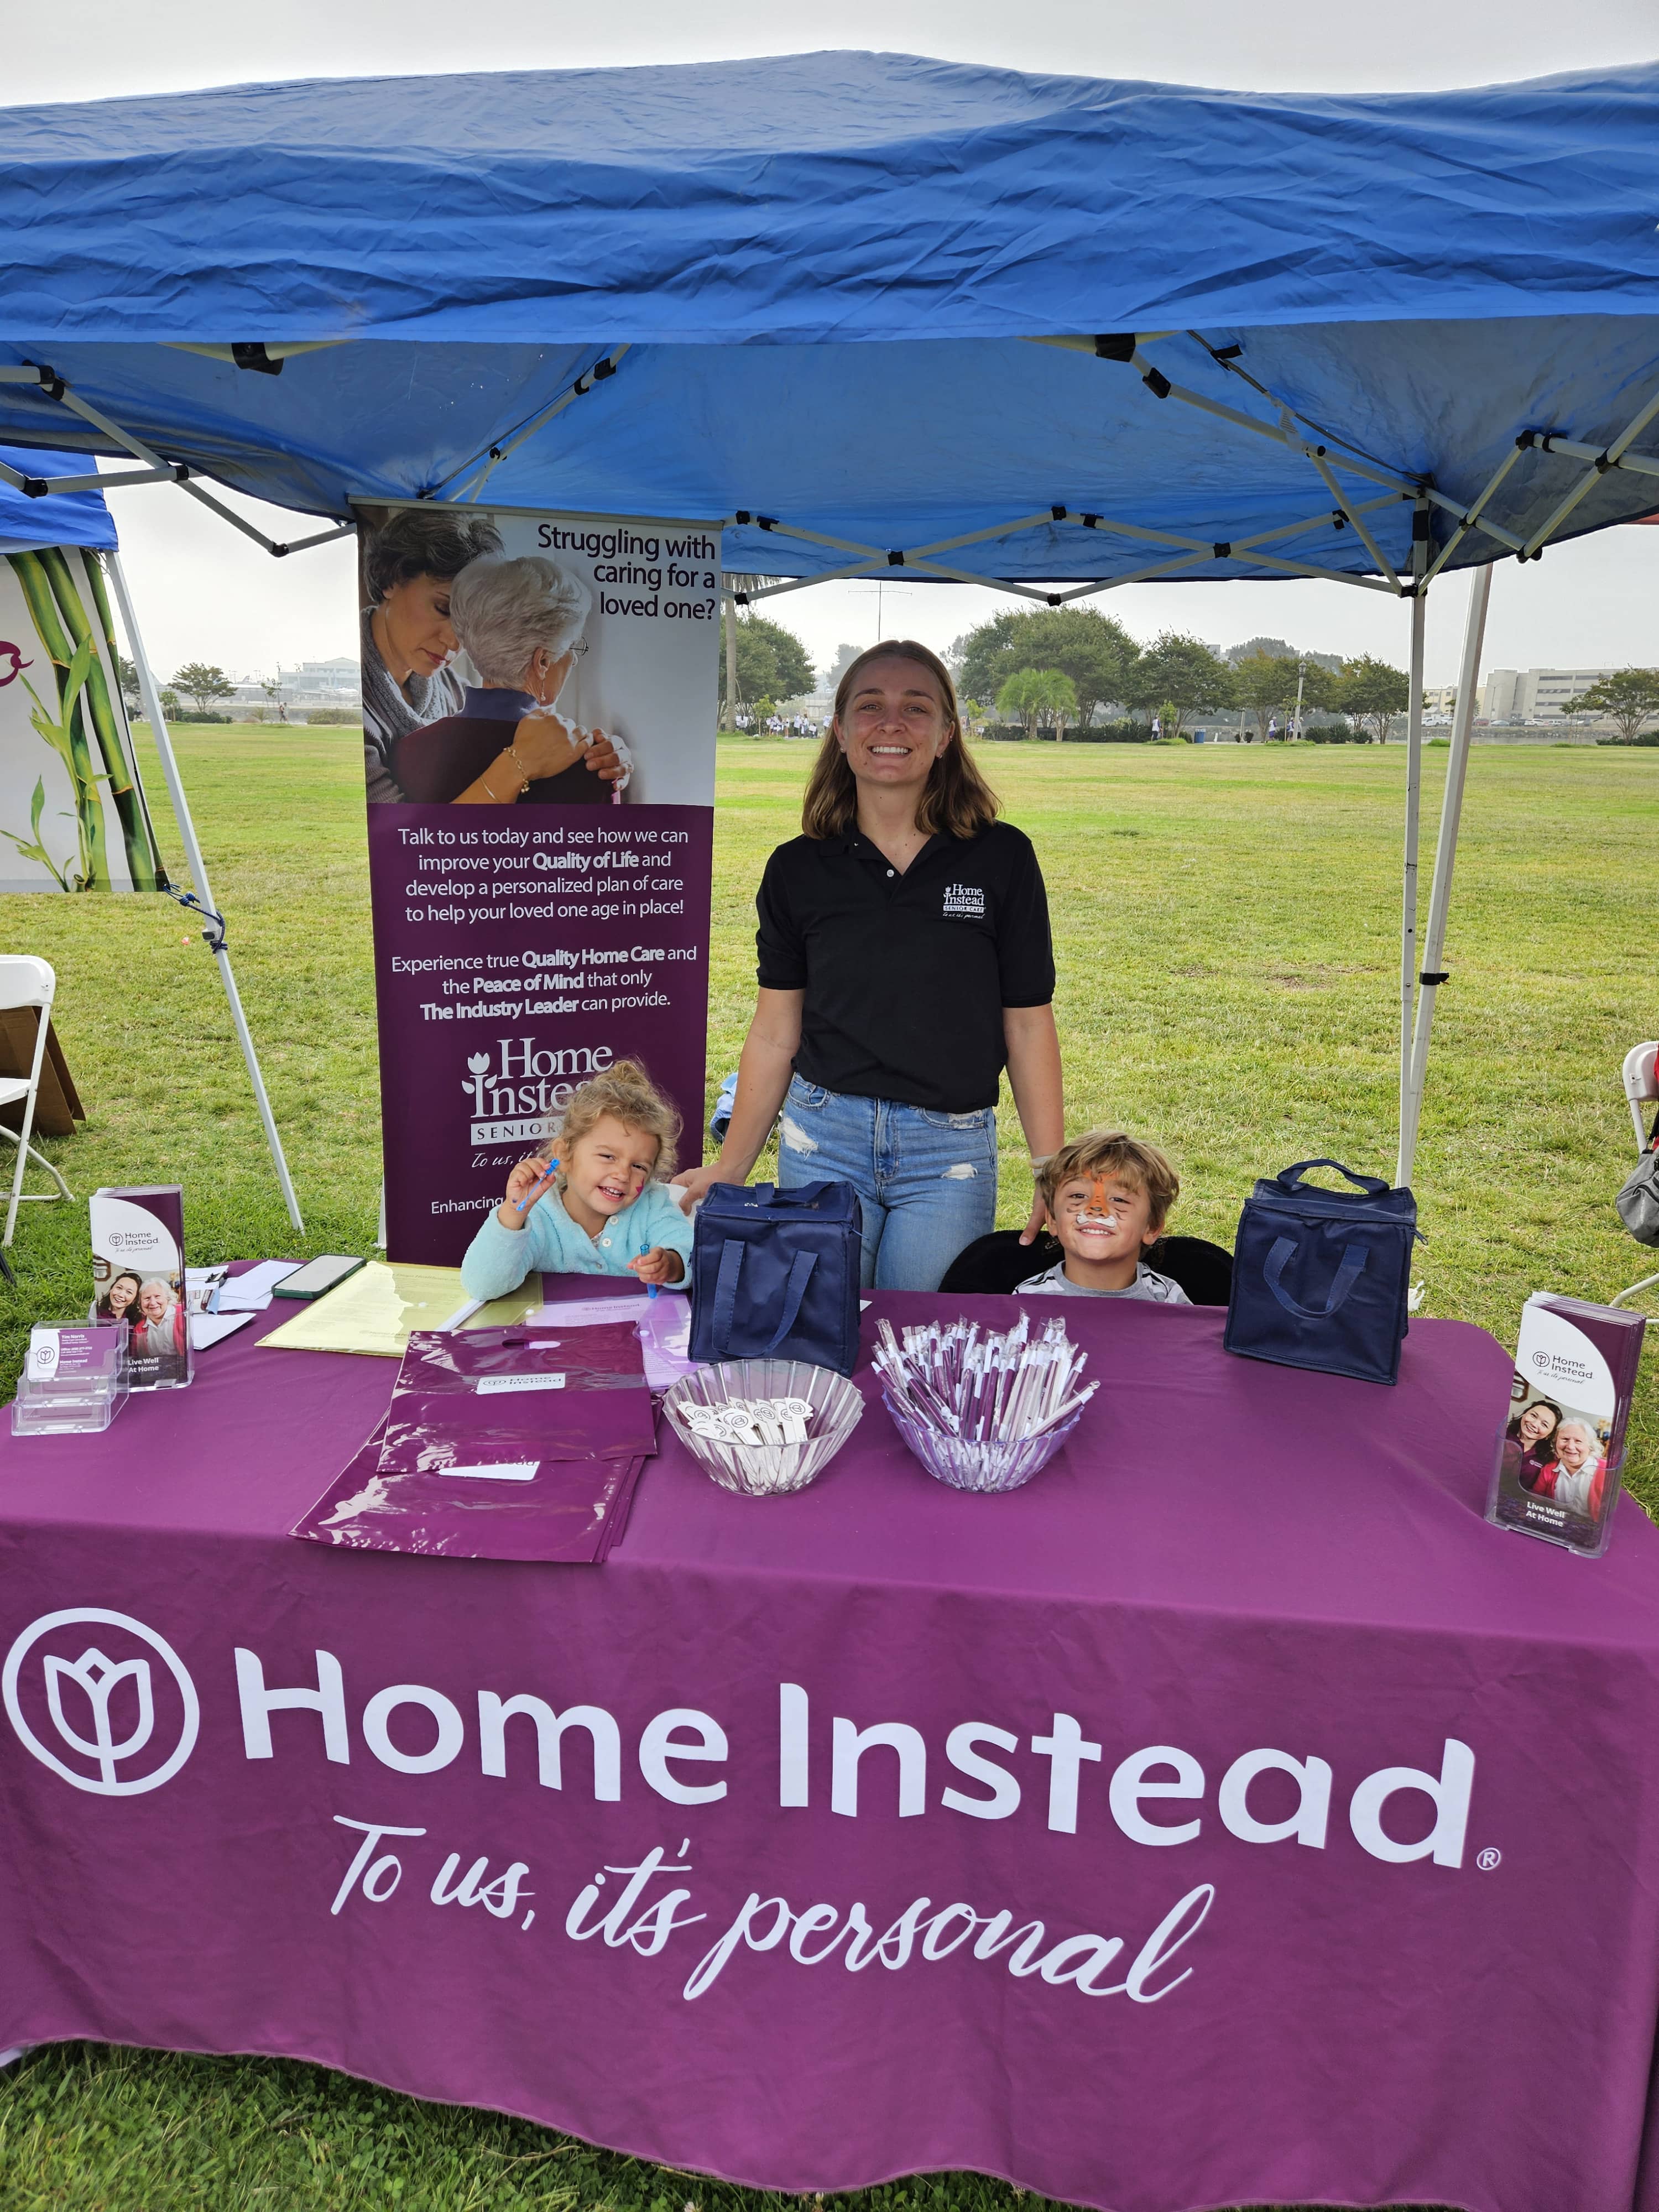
{"left": 1223, "top": 1159, "right": 1417, "bottom": 1385}
{"left": 688, "top": 1180, "right": 863, "bottom": 1375}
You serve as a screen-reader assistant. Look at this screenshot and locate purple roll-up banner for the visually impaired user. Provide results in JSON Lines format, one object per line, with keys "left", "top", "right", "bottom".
{"left": 359, "top": 504, "right": 721, "bottom": 1263}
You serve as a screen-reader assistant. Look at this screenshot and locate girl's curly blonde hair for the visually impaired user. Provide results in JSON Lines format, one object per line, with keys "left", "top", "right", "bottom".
{"left": 555, "top": 1058, "right": 681, "bottom": 1182}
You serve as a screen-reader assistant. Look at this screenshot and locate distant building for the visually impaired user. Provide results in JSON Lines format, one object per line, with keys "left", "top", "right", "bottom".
{"left": 276, "top": 656, "right": 361, "bottom": 707}
{"left": 1480, "top": 667, "right": 1620, "bottom": 721}
{"left": 1422, "top": 685, "right": 1458, "bottom": 716}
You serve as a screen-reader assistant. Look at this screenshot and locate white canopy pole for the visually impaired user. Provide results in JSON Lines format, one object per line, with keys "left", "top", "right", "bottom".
{"left": 1395, "top": 584, "right": 1427, "bottom": 1186}
{"left": 105, "top": 550, "right": 305, "bottom": 1234}
{"left": 1397, "top": 562, "right": 1494, "bottom": 1188}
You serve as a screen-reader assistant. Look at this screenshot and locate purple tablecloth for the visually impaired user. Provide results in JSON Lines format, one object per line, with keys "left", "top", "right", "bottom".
{"left": 3, "top": 1290, "right": 1659, "bottom": 2212}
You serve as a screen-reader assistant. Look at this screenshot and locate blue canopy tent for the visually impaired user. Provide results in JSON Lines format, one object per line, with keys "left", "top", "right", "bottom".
{"left": 0, "top": 445, "right": 301, "bottom": 1228}
{"left": 0, "top": 444, "right": 114, "bottom": 558}
{"left": 0, "top": 50, "right": 1654, "bottom": 1183}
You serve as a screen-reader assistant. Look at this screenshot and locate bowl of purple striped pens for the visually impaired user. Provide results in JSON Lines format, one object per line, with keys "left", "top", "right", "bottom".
{"left": 870, "top": 1313, "right": 1098, "bottom": 1494}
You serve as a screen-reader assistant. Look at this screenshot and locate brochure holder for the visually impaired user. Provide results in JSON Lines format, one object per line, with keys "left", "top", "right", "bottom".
{"left": 12, "top": 1323, "right": 131, "bottom": 1436}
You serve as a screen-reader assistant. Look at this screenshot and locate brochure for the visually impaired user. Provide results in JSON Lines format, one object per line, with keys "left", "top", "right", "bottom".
{"left": 1487, "top": 1293, "right": 1646, "bottom": 1557}
{"left": 13, "top": 1322, "right": 129, "bottom": 1435}
{"left": 377, "top": 1322, "right": 655, "bottom": 1477}
{"left": 89, "top": 1185, "right": 191, "bottom": 1391}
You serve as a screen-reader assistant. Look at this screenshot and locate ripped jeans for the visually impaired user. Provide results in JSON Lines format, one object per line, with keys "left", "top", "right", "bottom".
{"left": 777, "top": 1075, "right": 998, "bottom": 1291}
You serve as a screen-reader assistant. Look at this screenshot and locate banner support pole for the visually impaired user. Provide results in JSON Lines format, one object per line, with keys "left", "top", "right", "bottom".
{"left": 105, "top": 550, "right": 305, "bottom": 1235}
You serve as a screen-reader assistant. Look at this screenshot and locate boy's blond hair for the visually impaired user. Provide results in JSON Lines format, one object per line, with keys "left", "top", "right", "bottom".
{"left": 555, "top": 1058, "right": 680, "bottom": 1181}
{"left": 1038, "top": 1130, "right": 1180, "bottom": 1236}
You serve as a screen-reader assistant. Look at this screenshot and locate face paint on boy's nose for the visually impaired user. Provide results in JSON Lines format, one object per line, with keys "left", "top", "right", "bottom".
{"left": 1075, "top": 1175, "right": 1119, "bottom": 1229}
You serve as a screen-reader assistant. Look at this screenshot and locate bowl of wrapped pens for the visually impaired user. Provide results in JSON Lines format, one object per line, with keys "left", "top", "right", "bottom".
{"left": 662, "top": 1359, "right": 864, "bottom": 1497}
{"left": 872, "top": 1313, "right": 1097, "bottom": 1494}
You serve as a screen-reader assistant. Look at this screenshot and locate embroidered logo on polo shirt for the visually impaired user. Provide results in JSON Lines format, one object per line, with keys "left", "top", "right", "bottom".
{"left": 941, "top": 883, "right": 986, "bottom": 920}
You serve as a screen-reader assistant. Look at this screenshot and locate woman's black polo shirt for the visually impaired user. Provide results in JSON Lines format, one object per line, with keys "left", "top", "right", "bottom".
{"left": 755, "top": 821, "right": 1055, "bottom": 1113}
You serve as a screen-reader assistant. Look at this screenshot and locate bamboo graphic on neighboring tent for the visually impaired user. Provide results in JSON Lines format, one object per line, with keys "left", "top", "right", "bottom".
{"left": 1, "top": 546, "right": 161, "bottom": 890}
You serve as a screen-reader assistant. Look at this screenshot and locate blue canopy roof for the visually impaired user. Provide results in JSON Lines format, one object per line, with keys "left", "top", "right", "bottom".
{"left": 0, "top": 445, "right": 116, "bottom": 556}
{"left": 0, "top": 52, "right": 1656, "bottom": 588}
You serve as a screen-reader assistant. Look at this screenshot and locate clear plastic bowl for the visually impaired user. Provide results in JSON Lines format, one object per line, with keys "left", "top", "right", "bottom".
{"left": 663, "top": 1359, "right": 864, "bottom": 1497}
{"left": 884, "top": 1400, "right": 1083, "bottom": 1494}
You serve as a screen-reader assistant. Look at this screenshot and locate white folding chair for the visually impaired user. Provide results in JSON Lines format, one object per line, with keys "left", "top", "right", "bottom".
{"left": 0, "top": 957, "right": 72, "bottom": 1249}
{"left": 1613, "top": 1041, "right": 1659, "bottom": 1310}
{"left": 1623, "top": 1042, "right": 1658, "bottom": 1150}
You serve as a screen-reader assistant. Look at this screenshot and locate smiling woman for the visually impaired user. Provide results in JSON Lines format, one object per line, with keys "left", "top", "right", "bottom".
{"left": 674, "top": 641, "right": 1065, "bottom": 1291}
{"left": 359, "top": 507, "right": 505, "bottom": 803}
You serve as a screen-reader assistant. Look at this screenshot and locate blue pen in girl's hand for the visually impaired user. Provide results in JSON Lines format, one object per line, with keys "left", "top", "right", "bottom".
{"left": 514, "top": 1159, "right": 559, "bottom": 1213}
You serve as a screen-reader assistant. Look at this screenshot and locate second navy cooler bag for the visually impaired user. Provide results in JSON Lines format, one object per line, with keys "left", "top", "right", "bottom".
{"left": 1224, "top": 1158, "right": 1418, "bottom": 1385}
{"left": 688, "top": 1180, "right": 863, "bottom": 1375}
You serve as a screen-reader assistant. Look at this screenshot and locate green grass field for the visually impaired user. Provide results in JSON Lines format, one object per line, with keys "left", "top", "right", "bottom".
{"left": 0, "top": 724, "right": 1653, "bottom": 2209}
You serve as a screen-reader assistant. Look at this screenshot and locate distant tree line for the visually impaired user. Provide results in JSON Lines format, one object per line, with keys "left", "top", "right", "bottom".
{"left": 950, "top": 608, "right": 1412, "bottom": 743}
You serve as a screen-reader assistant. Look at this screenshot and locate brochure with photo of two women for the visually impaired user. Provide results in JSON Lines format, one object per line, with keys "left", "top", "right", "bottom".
{"left": 89, "top": 1184, "right": 192, "bottom": 1390}
{"left": 1488, "top": 1292, "right": 1645, "bottom": 1556}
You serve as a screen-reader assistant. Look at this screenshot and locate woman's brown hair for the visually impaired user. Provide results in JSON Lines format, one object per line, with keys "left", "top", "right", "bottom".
{"left": 801, "top": 640, "right": 1000, "bottom": 842}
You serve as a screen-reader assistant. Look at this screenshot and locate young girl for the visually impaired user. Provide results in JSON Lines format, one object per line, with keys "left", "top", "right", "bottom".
{"left": 460, "top": 1058, "right": 693, "bottom": 1300}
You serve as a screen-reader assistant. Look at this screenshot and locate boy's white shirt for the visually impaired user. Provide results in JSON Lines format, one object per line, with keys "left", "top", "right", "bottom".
{"left": 1017, "top": 1258, "right": 1190, "bottom": 1303}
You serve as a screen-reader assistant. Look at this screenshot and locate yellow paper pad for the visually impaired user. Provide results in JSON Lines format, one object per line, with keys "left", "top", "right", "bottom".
{"left": 259, "top": 1262, "right": 541, "bottom": 1358}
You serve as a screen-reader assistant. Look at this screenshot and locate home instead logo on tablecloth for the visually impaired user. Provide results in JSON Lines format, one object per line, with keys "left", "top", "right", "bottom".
{"left": 2, "top": 1608, "right": 200, "bottom": 1796}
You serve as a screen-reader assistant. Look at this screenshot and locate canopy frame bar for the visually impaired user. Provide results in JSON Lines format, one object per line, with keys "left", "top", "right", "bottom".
{"left": 0, "top": 364, "right": 353, "bottom": 557}
{"left": 732, "top": 491, "right": 1413, "bottom": 607}
{"left": 103, "top": 549, "right": 305, "bottom": 1232}
{"left": 432, "top": 346, "right": 633, "bottom": 504}
{"left": 1520, "top": 382, "right": 1659, "bottom": 556}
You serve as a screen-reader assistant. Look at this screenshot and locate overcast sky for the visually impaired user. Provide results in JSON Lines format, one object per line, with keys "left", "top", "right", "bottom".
{"left": 12, "top": 0, "right": 1658, "bottom": 691}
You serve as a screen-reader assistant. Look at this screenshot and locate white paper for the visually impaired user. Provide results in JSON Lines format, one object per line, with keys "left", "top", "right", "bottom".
{"left": 218, "top": 1260, "right": 304, "bottom": 1312}
{"left": 442, "top": 1462, "right": 539, "bottom": 1481}
{"left": 190, "top": 1311, "right": 257, "bottom": 1350}
{"left": 474, "top": 1371, "right": 566, "bottom": 1396}
{"left": 26, "top": 1329, "right": 60, "bottom": 1381}
{"left": 528, "top": 1296, "right": 653, "bottom": 1327}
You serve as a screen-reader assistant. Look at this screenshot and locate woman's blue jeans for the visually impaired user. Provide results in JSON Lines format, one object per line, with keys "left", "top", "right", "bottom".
{"left": 776, "top": 1076, "right": 998, "bottom": 1291}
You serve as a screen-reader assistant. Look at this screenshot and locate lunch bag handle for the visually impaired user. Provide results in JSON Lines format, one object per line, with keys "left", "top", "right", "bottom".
{"left": 710, "top": 1240, "right": 818, "bottom": 1357}
{"left": 1264, "top": 1236, "right": 1369, "bottom": 1319}
{"left": 1275, "top": 1159, "right": 1390, "bottom": 1198}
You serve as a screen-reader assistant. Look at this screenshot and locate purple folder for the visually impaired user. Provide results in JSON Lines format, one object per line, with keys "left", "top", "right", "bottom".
{"left": 291, "top": 1420, "right": 645, "bottom": 1563}
{"left": 377, "top": 1324, "right": 655, "bottom": 1477}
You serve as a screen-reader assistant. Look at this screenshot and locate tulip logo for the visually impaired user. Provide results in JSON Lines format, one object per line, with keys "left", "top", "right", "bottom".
{"left": 3, "top": 1608, "right": 199, "bottom": 1796}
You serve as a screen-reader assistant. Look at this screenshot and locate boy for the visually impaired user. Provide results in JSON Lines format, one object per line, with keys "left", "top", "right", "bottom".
{"left": 1018, "top": 1131, "right": 1190, "bottom": 1303}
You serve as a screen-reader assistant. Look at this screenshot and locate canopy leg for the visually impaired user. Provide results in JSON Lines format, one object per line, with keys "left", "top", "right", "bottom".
{"left": 105, "top": 551, "right": 305, "bottom": 1235}
{"left": 1397, "top": 563, "right": 1494, "bottom": 1190}
{"left": 1396, "top": 587, "right": 1427, "bottom": 1186}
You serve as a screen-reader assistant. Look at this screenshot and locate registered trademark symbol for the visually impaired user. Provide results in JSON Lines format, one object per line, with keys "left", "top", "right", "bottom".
{"left": 1475, "top": 1848, "right": 1501, "bottom": 1871}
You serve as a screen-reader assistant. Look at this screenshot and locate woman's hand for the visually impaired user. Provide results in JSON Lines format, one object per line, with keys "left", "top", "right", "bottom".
{"left": 628, "top": 1246, "right": 685, "bottom": 1287}
{"left": 508, "top": 712, "right": 623, "bottom": 784}
{"left": 1003, "top": 1004, "right": 1065, "bottom": 1245}
{"left": 670, "top": 989, "right": 804, "bottom": 1207}
{"left": 497, "top": 1154, "right": 555, "bottom": 1229}
{"left": 668, "top": 1160, "right": 746, "bottom": 1207}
